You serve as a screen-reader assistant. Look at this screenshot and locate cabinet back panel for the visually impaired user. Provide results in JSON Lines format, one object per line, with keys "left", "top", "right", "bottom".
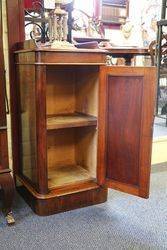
{"left": 47, "top": 127, "right": 97, "bottom": 179}
{"left": 106, "top": 76, "right": 143, "bottom": 186}
{"left": 46, "top": 66, "right": 76, "bottom": 115}
{"left": 46, "top": 66, "right": 99, "bottom": 117}
{"left": 47, "top": 129, "right": 76, "bottom": 168}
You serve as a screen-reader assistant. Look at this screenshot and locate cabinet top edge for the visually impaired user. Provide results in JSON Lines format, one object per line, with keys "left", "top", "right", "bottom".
{"left": 14, "top": 48, "right": 108, "bottom": 54}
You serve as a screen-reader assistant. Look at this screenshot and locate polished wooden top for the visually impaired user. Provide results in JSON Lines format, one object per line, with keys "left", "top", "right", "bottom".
{"left": 14, "top": 47, "right": 108, "bottom": 54}
{"left": 106, "top": 46, "right": 150, "bottom": 56}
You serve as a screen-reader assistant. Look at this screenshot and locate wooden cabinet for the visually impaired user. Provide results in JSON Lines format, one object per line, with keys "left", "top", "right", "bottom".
{"left": 15, "top": 49, "right": 156, "bottom": 216}
{"left": 0, "top": 1, "right": 15, "bottom": 224}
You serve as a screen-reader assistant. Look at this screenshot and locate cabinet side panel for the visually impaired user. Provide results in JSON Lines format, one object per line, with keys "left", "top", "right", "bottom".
{"left": 18, "top": 65, "right": 38, "bottom": 187}
{"left": 76, "top": 66, "right": 99, "bottom": 116}
{"left": 106, "top": 76, "right": 143, "bottom": 186}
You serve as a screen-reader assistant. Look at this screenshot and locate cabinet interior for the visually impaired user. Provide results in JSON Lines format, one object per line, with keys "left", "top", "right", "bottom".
{"left": 46, "top": 65, "right": 99, "bottom": 189}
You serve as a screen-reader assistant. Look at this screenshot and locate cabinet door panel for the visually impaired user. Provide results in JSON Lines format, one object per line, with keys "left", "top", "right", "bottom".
{"left": 98, "top": 66, "right": 156, "bottom": 198}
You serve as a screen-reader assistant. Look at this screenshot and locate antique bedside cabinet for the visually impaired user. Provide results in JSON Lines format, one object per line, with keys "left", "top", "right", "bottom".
{"left": 14, "top": 48, "right": 156, "bottom": 216}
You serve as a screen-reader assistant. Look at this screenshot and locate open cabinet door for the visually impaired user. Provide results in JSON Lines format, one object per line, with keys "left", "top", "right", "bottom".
{"left": 98, "top": 66, "right": 156, "bottom": 198}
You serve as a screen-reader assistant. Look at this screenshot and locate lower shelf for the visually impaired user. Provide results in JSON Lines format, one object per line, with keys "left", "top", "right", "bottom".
{"left": 48, "top": 165, "right": 94, "bottom": 189}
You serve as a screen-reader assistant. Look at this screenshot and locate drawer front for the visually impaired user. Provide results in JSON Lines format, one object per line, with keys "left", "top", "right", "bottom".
{"left": 0, "top": 130, "right": 8, "bottom": 170}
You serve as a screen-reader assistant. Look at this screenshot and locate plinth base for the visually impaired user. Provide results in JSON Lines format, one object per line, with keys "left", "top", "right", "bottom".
{"left": 16, "top": 176, "right": 108, "bottom": 216}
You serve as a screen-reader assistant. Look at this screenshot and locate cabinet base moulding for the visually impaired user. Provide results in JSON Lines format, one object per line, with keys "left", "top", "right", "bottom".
{"left": 16, "top": 178, "right": 108, "bottom": 216}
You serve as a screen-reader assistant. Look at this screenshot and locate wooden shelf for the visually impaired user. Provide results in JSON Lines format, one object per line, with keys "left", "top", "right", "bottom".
{"left": 47, "top": 113, "right": 97, "bottom": 130}
{"left": 48, "top": 165, "right": 94, "bottom": 189}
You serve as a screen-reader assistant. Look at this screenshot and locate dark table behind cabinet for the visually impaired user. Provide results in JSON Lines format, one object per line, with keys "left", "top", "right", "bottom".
{"left": 0, "top": 1, "right": 15, "bottom": 225}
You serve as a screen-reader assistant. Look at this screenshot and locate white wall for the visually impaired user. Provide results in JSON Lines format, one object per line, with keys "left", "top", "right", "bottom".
{"left": 105, "top": 0, "right": 161, "bottom": 47}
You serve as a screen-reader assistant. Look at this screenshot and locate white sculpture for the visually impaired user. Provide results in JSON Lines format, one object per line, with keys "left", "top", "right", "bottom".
{"left": 49, "top": 0, "right": 75, "bottom": 49}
